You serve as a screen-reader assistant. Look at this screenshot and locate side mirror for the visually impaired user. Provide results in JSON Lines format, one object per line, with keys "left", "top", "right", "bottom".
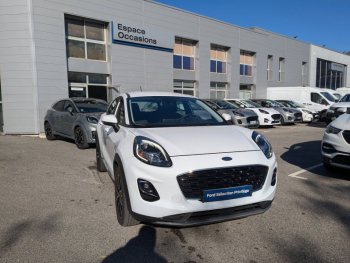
{"left": 68, "top": 107, "right": 74, "bottom": 115}
{"left": 335, "top": 99, "right": 339, "bottom": 103}
{"left": 101, "top": 115, "right": 119, "bottom": 132}
{"left": 240, "top": 104, "right": 245, "bottom": 108}
{"left": 337, "top": 107, "right": 347, "bottom": 114}
{"left": 222, "top": 113, "right": 232, "bottom": 122}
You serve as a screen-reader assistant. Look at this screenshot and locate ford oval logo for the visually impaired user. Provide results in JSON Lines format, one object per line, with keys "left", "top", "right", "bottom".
{"left": 222, "top": 157, "right": 232, "bottom": 161}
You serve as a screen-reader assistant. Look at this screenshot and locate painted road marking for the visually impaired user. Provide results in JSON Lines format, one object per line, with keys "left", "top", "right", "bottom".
{"left": 288, "top": 163, "right": 323, "bottom": 180}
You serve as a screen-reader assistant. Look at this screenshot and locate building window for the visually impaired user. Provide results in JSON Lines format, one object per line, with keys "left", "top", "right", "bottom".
{"left": 68, "top": 72, "right": 109, "bottom": 101}
{"left": 316, "top": 58, "right": 344, "bottom": 89}
{"left": 173, "top": 38, "right": 195, "bottom": 70}
{"left": 302, "top": 62, "right": 307, "bottom": 85}
{"left": 210, "top": 82, "right": 227, "bottom": 99}
{"left": 240, "top": 51, "right": 253, "bottom": 76}
{"left": 65, "top": 17, "right": 106, "bottom": 61}
{"left": 239, "top": 85, "right": 252, "bottom": 99}
{"left": 267, "top": 55, "right": 273, "bottom": 81}
{"left": 210, "top": 45, "right": 227, "bottom": 73}
{"left": 279, "top": 58, "right": 285, "bottom": 82}
{"left": 173, "top": 80, "right": 195, "bottom": 96}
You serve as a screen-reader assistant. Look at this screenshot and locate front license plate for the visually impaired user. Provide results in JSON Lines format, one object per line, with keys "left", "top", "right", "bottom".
{"left": 203, "top": 185, "right": 252, "bottom": 202}
{"left": 249, "top": 121, "right": 257, "bottom": 124}
{"left": 296, "top": 117, "right": 301, "bottom": 120}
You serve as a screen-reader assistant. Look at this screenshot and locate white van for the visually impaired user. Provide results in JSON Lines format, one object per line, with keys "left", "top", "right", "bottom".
{"left": 336, "top": 87, "right": 350, "bottom": 98}
{"left": 267, "top": 87, "right": 338, "bottom": 119}
{"left": 324, "top": 88, "right": 342, "bottom": 101}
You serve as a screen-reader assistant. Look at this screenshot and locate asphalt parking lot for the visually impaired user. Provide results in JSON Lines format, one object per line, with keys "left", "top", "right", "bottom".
{"left": 1, "top": 122, "right": 349, "bottom": 263}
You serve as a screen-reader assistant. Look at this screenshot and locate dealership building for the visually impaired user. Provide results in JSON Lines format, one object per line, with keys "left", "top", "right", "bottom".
{"left": 1, "top": 0, "right": 350, "bottom": 134}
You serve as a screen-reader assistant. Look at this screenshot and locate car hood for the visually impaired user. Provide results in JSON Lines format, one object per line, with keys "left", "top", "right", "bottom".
{"left": 129, "top": 125, "right": 260, "bottom": 157}
{"left": 248, "top": 107, "right": 280, "bottom": 115}
{"left": 273, "top": 107, "right": 300, "bottom": 114}
{"left": 80, "top": 112, "right": 104, "bottom": 119}
{"left": 218, "top": 108, "right": 257, "bottom": 117}
{"left": 331, "top": 113, "right": 350, "bottom": 130}
{"left": 331, "top": 102, "right": 350, "bottom": 108}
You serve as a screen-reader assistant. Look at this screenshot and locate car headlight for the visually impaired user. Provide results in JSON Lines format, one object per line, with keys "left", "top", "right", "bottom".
{"left": 86, "top": 116, "right": 99, "bottom": 124}
{"left": 325, "top": 125, "right": 342, "bottom": 134}
{"left": 133, "top": 136, "right": 172, "bottom": 167}
{"left": 259, "top": 109, "right": 269, "bottom": 114}
{"left": 283, "top": 108, "right": 293, "bottom": 113}
{"left": 232, "top": 110, "right": 244, "bottom": 117}
{"left": 252, "top": 131, "right": 273, "bottom": 159}
{"left": 302, "top": 109, "right": 312, "bottom": 114}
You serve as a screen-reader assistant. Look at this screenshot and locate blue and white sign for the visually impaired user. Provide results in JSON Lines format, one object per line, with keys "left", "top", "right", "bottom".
{"left": 111, "top": 21, "right": 174, "bottom": 52}
{"left": 330, "top": 63, "right": 344, "bottom": 72}
{"left": 203, "top": 185, "right": 252, "bottom": 202}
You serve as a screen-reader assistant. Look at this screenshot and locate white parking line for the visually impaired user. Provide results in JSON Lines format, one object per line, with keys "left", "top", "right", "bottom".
{"left": 288, "top": 163, "right": 323, "bottom": 180}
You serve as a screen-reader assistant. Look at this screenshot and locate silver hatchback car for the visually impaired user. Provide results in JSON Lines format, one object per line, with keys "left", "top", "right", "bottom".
{"left": 44, "top": 98, "right": 109, "bottom": 149}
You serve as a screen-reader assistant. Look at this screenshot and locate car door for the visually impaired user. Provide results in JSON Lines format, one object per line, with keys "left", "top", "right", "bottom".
{"left": 60, "top": 100, "right": 77, "bottom": 136}
{"left": 310, "top": 92, "right": 328, "bottom": 112}
{"left": 52, "top": 100, "right": 65, "bottom": 133}
{"left": 101, "top": 97, "right": 126, "bottom": 171}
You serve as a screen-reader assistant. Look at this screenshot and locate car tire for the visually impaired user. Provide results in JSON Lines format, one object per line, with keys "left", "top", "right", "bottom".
{"left": 44, "top": 122, "right": 56, "bottom": 140}
{"left": 280, "top": 117, "right": 285, "bottom": 125}
{"left": 323, "top": 162, "right": 336, "bottom": 172}
{"left": 96, "top": 133, "right": 107, "bottom": 172}
{"left": 326, "top": 119, "right": 331, "bottom": 126}
{"left": 114, "top": 164, "right": 139, "bottom": 227}
{"left": 74, "top": 127, "right": 89, "bottom": 149}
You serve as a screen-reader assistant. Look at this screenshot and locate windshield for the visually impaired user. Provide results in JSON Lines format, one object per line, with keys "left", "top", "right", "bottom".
{"left": 320, "top": 92, "right": 336, "bottom": 102}
{"left": 265, "top": 100, "right": 284, "bottom": 107}
{"left": 280, "top": 101, "right": 302, "bottom": 108}
{"left": 340, "top": 95, "right": 350, "bottom": 102}
{"left": 214, "top": 101, "right": 238, "bottom": 109}
{"left": 238, "top": 100, "right": 261, "bottom": 108}
{"left": 75, "top": 100, "right": 108, "bottom": 113}
{"left": 128, "top": 96, "right": 227, "bottom": 127}
{"left": 333, "top": 93, "right": 341, "bottom": 100}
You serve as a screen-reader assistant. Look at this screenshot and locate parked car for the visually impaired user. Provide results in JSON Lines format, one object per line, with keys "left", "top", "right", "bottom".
{"left": 203, "top": 99, "right": 259, "bottom": 128}
{"left": 336, "top": 87, "right": 350, "bottom": 98}
{"left": 44, "top": 98, "right": 109, "bottom": 149}
{"left": 326, "top": 93, "right": 350, "bottom": 125}
{"left": 276, "top": 100, "right": 319, "bottom": 123}
{"left": 225, "top": 99, "right": 281, "bottom": 127}
{"left": 96, "top": 92, "right": 277, "bottom": 227}
{"left": 252, "top": 99, "right": 302, "bottom": 125}
{"left": 322, "top": 110, "right": 350, "bottom": 171}
{"left": 267, "top": 87, "right": 338, "bottom": 120}
{"left": 324, "top": 88, "right": 342, "bottom": 101}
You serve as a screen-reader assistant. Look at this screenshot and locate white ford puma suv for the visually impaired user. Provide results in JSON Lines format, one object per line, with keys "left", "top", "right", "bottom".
{"left": 96, "top": 92, "right": 277, "bottom": 227}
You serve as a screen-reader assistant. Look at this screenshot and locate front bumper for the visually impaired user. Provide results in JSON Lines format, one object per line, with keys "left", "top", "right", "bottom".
{"left": 303, "top": 113, "right": 319, "bottom": 122}
{"left": 257, "top": 115, "right": 281, "bottom": 126}
{"left": 122, "top": 151, "right": 277, "bottom": 224}
{"left": 322, "top": 132, "right": 350, "bottom": 169}
{"left": 233, "top": 116, "right": 259, "bottom": 128}
{"left": 282, "top": 112, "right": 302, "bottom": 123}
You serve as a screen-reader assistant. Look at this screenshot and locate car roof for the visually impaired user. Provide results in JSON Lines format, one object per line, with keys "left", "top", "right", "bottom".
{"left": 71, "top": 97, "right": 107, "bottom": 103}
{"left": 125, "top": 92, "right": 195, "bottom": 98}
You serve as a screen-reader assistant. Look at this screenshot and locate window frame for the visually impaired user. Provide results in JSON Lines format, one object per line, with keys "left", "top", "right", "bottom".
{"left": 65, "top": 17, "right": 107, "bottom": 61}
{"left": 173, "top": 80, "right": 196, "bottom": 96}
{"left": 173, "top": 38, "right": 195, "bottom": 71}
{"left": 279, "top": 57, "right": 285, "bottom": 82}
{"left": 210, "top": 45, "right": 227, "bottom": 74}
{"left": 302, "top": 62, "right": 307, "bottom": 85}
{"left": 267, "top": 55, "right": 273, "bottom": 81}
{"left": 210, "top": 82, "right": 228, "bottom": 99}
{"left": 240, "top": 51, "right": 253, "bottom": 76}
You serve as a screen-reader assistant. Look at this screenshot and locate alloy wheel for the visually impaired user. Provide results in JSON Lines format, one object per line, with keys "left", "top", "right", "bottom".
{"left": 75, "top": 129, "right": 84, "bottom": 147}
{"left": 45, "top": 123, "right": 51, "bottom": 138}
{"left": 115, "top": 172, "right": 123, "bottom": 218}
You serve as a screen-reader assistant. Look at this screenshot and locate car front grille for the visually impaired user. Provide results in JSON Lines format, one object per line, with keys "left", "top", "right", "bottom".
{"left": 177, "top": 165, "right": 269, "bottom": 199}
{"left": 294, "top": 113, "right": 302, "bottom": 118}
{"left": 247, "top": 116, "right": 258, "bottom": 122}
{"left": 271, "top": 114, "right": 280, "bottom": 120}
{"left": 331, "top": 155, "right": 350, "bottom": 166}
{"left": 343, "top": 131, "right": 350, "bottom": 144}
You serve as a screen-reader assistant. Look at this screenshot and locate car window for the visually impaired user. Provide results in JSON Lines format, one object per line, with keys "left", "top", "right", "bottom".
{"left": 278, "top": 101, "right": 290, "bottom": 107}
{"left": 265, "top": 100, "right": 283, "bottom": 107}
{"left": 63, "top": 101, "right": 74, "bottom": 112}
{"left": 106, "top": 98, "right": 118, "bottom": 115}
{"left": 128, "top": 96, "right": 226, "bottom": 127}
{"left": 311, "top": 92, "right": 327, "bottom": 104}
{"left": 239, "top": 100, "right": 261, "bottom": 108}
{"left": 116, "top": 100, "right": 126, "bottom": 126}
{"left": 340, "top": 95, "right": 350, "bottom": 102}
{"left": 333, "top": 93, "right": 341, "bottom": 100}
{"left": 75, "top": 100, "right": 109, "bottom": 112}
{"left": 204, "top": 100, "right": 219, "bottom": 109}
{"left": 54, "top": 101, "right": 65, "bottom": 111}
{"left": 320, "top": 92, "right": 336, "bottom": 102}
{"left": 215, "top": 101, "right": 238, "bottom": 109}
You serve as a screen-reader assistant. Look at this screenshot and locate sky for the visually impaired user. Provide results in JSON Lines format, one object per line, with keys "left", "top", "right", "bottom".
{"left": 156, "top": 0, "right": 350, "bottom": 53}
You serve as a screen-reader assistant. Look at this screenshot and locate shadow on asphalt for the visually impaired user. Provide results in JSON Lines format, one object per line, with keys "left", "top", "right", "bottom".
{"left": 56, "top": 136, "right": 96, "bottom": 149}
{"left": 306, "top": 122, "right": 327, "bottom": 129}
{"left": 101, "top": 226, "right": 167, "bottom": 263}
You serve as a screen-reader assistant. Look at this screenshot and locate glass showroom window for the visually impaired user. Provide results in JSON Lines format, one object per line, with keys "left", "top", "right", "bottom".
{"left": 210, "top": 45, "right": 227, "bottom": 73}
{"left": 65, "top": 17, "right": 106, "bottom": 61}
{"left": 210, "top": 82, "right": 227, "bottom": 99}
{"left": 316, "top": 58, "right": 344, "bottom": 89}
{"left": 302, "top": 62, "right": 307, "bottom": 85}
{"left": 279, "top": 58, "right": 285, "bottom": 82}
{"left": 267, "top": 55, "right": 273, "bottom": 81}
{"left": 68, "top": 72, "right": 109, "bottom": 101}
{"left": 173, "top": 38, "right": 195, "bottom": 70}
{"left": 173, "top": 80, "right": 195, "bottom": 96}
{"left": 240, "top": 51, "right": 253, "bottom": 76}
